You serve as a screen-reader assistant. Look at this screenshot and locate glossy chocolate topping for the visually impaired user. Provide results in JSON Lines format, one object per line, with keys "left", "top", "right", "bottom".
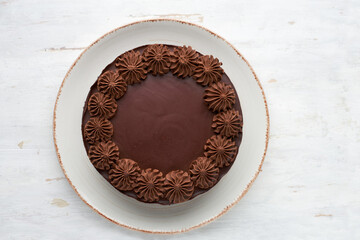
{"left": 82, "top": 45, "right": 242, "bottom": 204}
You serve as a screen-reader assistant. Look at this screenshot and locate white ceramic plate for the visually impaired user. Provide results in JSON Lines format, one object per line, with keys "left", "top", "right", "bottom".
{"left": 53, "top": 19, "right": 269, "bottom": 234}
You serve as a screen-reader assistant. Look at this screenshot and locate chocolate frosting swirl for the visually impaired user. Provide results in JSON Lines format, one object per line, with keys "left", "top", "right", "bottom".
{"left": 88, "top": 92, "right": 117, "bottom": 119}
{"left": 204, "top": 135, "right": 238, "bottom": 167}
{"left": 133, "top": 168, "right": 165, "bottom": 202}
{"left": 189, "top": 157, "right": 219, "bottom": 189}
{"left": 212, "top": 110, "right": 242, "bottom": 138}
{"left": 169, "top": 45, "right": 198, "bottom": 78}
{"left": 97, "top": 71, "right": 127, "bottom": 99}
{"left": 143, "top": 44, "right": 171, "bottom": 76}
{"left": 109, "top": 159, "right": 140, "bottom": 191}
{"left": 115, "top": 50, "right": 147, "bottom": 84}
{"left": 84, "top": 117, "right": 113, "bottom": 143}
{"left": 164, "top": 170, "right": 194, "bottom": 204}
{"left": 193, "top": 55, "right": 224, "bottom": 86}
{"left": 204, "top": 82, "right": 235, "bottom": 112}
{"left": 89, "top": 141, "right": 119, "bottom": 170}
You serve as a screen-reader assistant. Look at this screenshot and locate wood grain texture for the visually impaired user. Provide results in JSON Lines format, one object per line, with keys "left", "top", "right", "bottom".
{"left": 0, "top": 0, "right": 359, "bottom": 239}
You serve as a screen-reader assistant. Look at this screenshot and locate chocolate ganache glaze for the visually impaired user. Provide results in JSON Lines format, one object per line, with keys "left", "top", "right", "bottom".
{"left": 82, "top": 45, "right": 243, "bottom": 205}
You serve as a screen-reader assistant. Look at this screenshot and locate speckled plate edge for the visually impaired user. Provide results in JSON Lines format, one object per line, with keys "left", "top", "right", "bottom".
{"left": 53, "top": 19, "right": 270, "bottom": 234}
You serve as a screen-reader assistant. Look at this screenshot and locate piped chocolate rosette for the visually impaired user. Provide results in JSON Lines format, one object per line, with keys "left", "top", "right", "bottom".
{"left": 83, "top": 44, "right": 243, "bottom": 204}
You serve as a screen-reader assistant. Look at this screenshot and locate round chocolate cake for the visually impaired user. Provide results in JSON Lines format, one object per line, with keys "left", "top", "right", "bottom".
{"left": 82, "top": 44, "right": 243, "bottom": 205}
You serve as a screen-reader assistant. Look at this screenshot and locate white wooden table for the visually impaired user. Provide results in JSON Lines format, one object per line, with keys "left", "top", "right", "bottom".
{"left": 1, "top": 0, "right": 359, "bottom": 239}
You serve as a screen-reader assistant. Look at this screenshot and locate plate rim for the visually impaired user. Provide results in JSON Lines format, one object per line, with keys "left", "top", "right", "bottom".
{"left": 53, "top": 19, "right": 270, "bottom": 234}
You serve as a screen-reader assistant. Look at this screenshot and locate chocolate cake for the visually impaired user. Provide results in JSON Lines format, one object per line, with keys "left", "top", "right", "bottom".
{"left": 82, "top": 44, "right": 243, "bottom": 205}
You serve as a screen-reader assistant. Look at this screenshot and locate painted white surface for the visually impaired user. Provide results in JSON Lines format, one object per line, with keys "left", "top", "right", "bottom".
{"left": 0, "top": 0, "right": 359, "bottom": 239}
